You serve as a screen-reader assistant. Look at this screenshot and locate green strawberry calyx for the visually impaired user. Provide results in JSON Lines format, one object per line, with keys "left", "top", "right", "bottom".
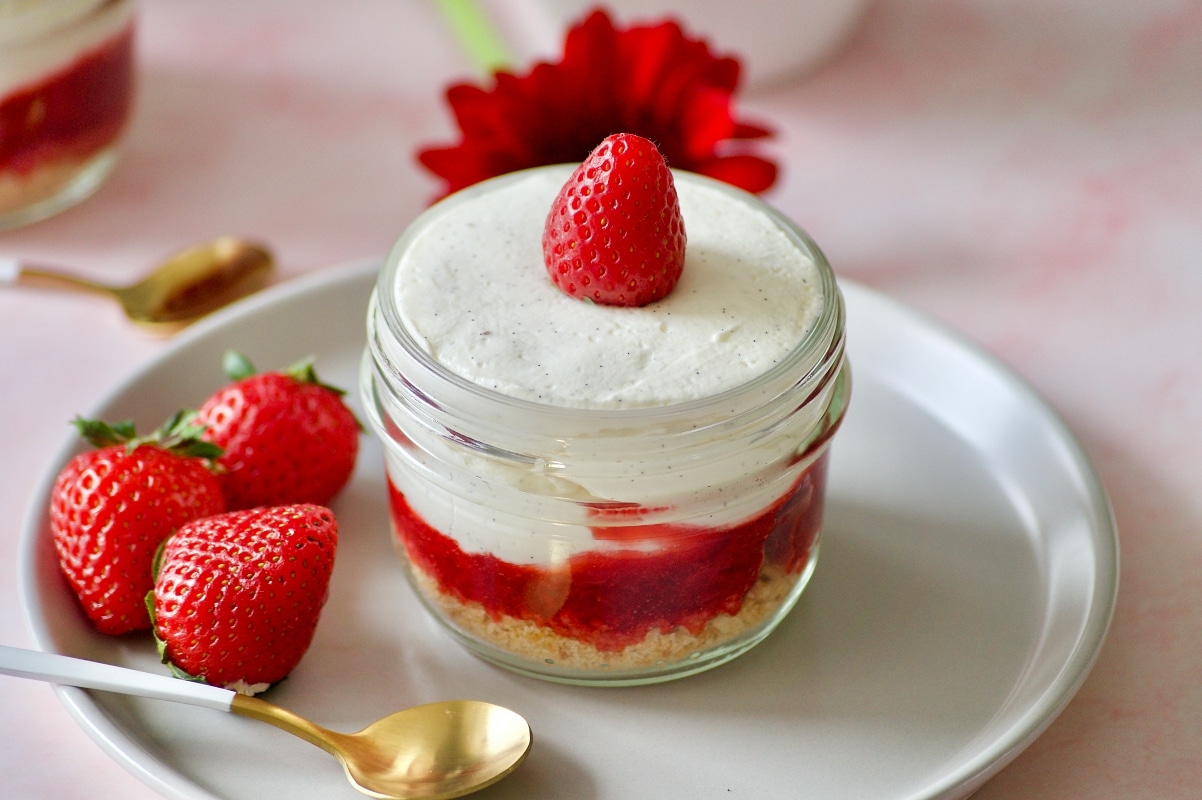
{"left": 222, "top": 349, "right": 348, "bottom": 397}
{"left": 144, "top": 588, "right": 207, "bottom": 683}
{"left": 146, "top": 539, "right": 203, "bottom": 683}
{"left": 72, "top": 410, "right": 224, "bottom": 462}
{"left": 223, "top": 350, "right": 363, "bottom": 431}
{"left": 146, "top": 544, "right": 274, "bottom": 696}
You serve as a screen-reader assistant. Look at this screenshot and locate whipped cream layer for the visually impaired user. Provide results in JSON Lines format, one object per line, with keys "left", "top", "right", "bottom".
{"left": 395, "top": 167, "right": 823, "bottom": 410}
{"left": 373, "top": 166, "right": 842, "bottom": 565}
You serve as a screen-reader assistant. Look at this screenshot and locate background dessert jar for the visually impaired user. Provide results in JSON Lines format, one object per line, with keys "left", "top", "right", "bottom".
{"left": 362, "top": 165, "right": 850, "bottom": 686}
{"left": 0, "top": 0, "right": 137, "bottom": 229}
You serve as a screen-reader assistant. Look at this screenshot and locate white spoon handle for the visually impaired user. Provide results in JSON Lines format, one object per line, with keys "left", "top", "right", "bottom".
{"left": 0, "top": 644, "right": 234, "bottom": 712}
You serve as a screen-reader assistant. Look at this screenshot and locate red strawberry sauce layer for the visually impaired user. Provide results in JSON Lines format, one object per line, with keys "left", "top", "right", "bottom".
{"left": 0, "top": 24, "right": 134, "bottom": 178}
{"left": 388, "top": 454, "right": 828, "bottom": 653}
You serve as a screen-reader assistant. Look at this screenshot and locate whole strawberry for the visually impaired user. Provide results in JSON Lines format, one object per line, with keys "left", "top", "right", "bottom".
{"left": 543, "top": 132, "right": 687, "bottom": 307}
{"left": 196, "top": 352, "right": 360, "bottom": 510}
{"left": 50, "top": 413, "right": 225, "bottom": 635}
{"left": 149, "top": 504, "right": 338, "bottom": 693}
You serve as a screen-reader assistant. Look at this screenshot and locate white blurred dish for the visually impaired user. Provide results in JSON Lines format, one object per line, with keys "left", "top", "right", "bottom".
{"left": 481, "top": 0, "right": 873, "bottom": 87}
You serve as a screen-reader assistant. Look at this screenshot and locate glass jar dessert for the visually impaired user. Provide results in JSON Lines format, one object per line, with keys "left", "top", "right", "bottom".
{"left": 0, "top": 0, "right": 137, "bottom": 230}
{"left": 362, "top": 165, "right": 849, "bottom": 686}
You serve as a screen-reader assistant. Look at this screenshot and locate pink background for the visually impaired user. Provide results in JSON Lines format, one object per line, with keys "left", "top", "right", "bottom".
{"left": 2, "top": 1, "right": 1200, "bottom": 797}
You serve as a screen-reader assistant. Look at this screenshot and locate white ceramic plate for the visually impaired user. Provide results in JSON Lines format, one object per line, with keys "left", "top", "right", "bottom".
{"left": 19, "top": 260, "right": 1118, "bottom": 800}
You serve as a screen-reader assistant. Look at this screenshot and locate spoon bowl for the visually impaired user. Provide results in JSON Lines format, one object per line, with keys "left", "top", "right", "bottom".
{"left": 1, "top": 236, "right": 274, "bottom": 329}
{"left": 0, "top": 644, "right": 531, "bottom": 799}
{"left": 233, "top": 694, "right": 531, "bottom": 799}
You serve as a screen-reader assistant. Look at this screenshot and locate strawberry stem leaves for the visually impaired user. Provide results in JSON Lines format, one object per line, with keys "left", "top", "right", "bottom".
{"left": 146, "top": 590, "right": 207, "bottom": 683}
{"left": 155, "top": 410, "right": 225, "bottom": 459}
{"left": 223, "top": 349, "right": 349, "bottom": 397}
{"left": 222, "top": 351, "right": 361, "bottom": 435}
{"left": 284, "top": 356, "right": 350, "bottom": 398}
{"left": 72, "top": 410, "right": 223, "bottom": 461}
{"left": 222, "top": 350, "right": 258, "bottom": 382}
{"left": 72, "top": 417, "right": 137, "bottom": 447}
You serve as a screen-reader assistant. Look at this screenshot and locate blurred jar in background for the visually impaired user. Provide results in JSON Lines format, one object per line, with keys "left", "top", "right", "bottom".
{"left": 0, "top": 0, "right": 136, "bottom": 230}
{"left": 482, "top": 0, "right": 872, "bottom": 88}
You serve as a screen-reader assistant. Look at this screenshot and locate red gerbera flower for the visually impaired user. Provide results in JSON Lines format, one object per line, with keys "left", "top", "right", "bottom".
{"left": 418, "top": 8, "right": 777, "bottom": 199}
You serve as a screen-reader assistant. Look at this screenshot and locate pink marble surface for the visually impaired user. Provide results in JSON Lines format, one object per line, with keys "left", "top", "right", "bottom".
{"left": 1, "top": 0, "right": 1199, "bottom": 797}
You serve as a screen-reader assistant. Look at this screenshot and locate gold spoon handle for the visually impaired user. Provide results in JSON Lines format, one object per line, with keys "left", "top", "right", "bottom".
{"left": 0, "top": 257, "right": 115, "bottom": 296}
{"left": 231, "top": 693, "right": 343, "bottom": 757}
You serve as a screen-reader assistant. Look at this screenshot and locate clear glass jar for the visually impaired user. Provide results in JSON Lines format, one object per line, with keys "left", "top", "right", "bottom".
{"left": 0, "top": 0, "right": 137, "bottom": 230}
{"left": 362, "top": 168, "right": 850, "bottom": 686}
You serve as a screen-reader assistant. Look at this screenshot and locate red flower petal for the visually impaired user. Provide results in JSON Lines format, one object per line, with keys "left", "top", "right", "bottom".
{"left": 416, "top": 7, "right": 777, "bottom": 199}
{"left": 693, "top": 154, "right": 779, "bottom": 195}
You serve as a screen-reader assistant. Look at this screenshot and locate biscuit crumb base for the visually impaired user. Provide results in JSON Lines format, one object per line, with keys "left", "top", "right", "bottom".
{"left": 0, "top": 158, "right": 85, "bottom": 215}
{"left": 409, "top": 561, "right": 799, "bottom": 672}
{"left": 0, "top": 147, "right": 118, "bottom": 222}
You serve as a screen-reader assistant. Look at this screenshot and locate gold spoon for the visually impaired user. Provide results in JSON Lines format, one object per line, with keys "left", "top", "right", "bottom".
{"left": 0, "top": 236, "right": 274, "bottom": 328}
{"left": 0, "top": 644, "right": 532, "bottom": 799}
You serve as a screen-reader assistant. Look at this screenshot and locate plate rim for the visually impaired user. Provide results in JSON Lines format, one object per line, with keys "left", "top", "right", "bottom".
{"left": 17, "top": 261, "right": 1119, "bottom": 800}
{"left": 837, "top": 282, "right": 1119, "bottom": 797}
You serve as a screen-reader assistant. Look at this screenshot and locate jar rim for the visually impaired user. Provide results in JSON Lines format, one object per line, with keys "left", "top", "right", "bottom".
{"left": 371, "top": 165, "right": 846, "bottom": 430}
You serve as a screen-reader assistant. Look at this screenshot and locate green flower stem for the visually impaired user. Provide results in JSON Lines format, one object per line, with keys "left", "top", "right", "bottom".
{"left": 434, "top": 0, "right": 514, "bottom": 76}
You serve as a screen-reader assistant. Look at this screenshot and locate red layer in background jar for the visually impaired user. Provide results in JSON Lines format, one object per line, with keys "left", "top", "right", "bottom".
{"left": 388, "top": 454, "right": 828, "bottom": 653}
{"left": 0, "top": 23, "right": 134, "bottom": 178}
